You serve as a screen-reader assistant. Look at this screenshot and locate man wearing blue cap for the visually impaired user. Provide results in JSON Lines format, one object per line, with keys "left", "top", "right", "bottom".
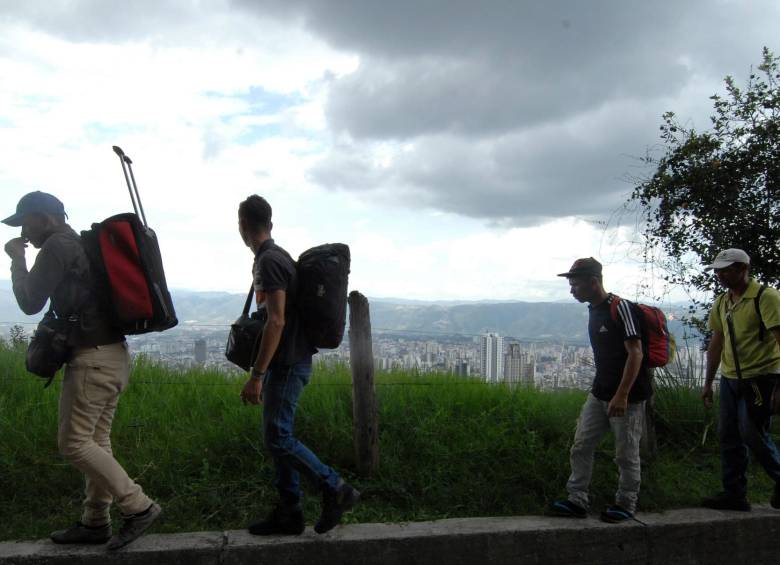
{"left": 3, "top": 191, "right": 161, "bottom": 550}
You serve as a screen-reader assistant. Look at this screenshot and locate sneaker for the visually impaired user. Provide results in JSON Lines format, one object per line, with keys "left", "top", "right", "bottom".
{"left": 50, "top": 522, "right": 111, "bottom": 545}
{"left": 701, "top": 492, "right": 751, "bottom": 512}
{"left": 248, "top": 504, "right": 305, "bottom": 536}
{"left": 771, "top": 483, "right": 779, "bottom": 509}
{"left": 549, "top": 499, "right": 588, "bottom": 518}
{"left": 314, "top": 481, "right": 360, "bottom": 534}
{"left": 107, "top": 502, "right": 162, "bottom": 551}
{"left": 600, "top": 504, "right": 634, "bottom": 523}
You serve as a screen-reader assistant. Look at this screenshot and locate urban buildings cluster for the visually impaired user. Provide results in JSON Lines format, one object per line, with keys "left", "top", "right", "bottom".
{"left": 124, "top": 326, "right": 603, "bottom": 392}
{"left": 3, "top": 323, "right": 706, "bottom": 392}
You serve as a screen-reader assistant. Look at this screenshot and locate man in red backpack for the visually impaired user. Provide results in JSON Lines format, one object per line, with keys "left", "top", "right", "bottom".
{"left": 700, "top": 248, "right": 780, "bottom": 511}
{"left": 549, "top": 257, "right": 650, "bottom": 523}
{"left": 237, "top": 195, "right": 359, "bottom": 535}
{"left": 3, "top": 192, "right": 161, "bottom": 550}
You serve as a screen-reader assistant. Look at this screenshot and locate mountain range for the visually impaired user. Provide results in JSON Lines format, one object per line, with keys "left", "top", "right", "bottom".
{"left": 0, "top": 280, "right": 697, "bottom": 343}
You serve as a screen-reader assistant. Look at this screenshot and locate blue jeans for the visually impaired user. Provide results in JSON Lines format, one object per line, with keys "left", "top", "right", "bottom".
{"left": 262, "top": 363, "right": 341, "bottom": 506}
{"left": 719, "top": 375, "right": 780, "bottom": 497}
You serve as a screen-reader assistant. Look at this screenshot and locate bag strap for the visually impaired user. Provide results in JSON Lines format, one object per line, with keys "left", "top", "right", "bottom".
{"left": 755, "top": 284, "right": 767, "bottom": 341}
{"left": 242, "top": 285, "right": 254, "bottom": 316}
{"left": 724, "top": 297, "right": 743, "bottom": 381}
{"left": 608, "top": 294, "right": 620, "bottom": 321}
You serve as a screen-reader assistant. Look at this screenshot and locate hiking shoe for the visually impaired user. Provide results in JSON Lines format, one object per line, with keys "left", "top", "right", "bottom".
{"left": 50, "top": 522, "right": 111, "bottom": 545}
{"left": 701, "top": 492, "right": 751, "bottom": 512}
{"left": 107, "top": 502, "right": 162, "bottom": 551}
{"left": 600, "top": 505, "right": 634, "bottom": 523}
{"left": 549, "top": 499, "right": 588, "bottom": 519}
{"left": 314, "top": 481, "right": 360, "bottom": 534}
{"left": 248, "top": 504, "right": 305, "bottom": 536}
{"left": 771, "top": 483, "right": 779, "bottom": 509}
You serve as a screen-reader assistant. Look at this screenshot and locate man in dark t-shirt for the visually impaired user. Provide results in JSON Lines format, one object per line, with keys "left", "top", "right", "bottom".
{"left": 237, "top": 195, "right": 359, "bottom": 536}
{"left": 549, "top": 257, "right": 649, "bottom": 523}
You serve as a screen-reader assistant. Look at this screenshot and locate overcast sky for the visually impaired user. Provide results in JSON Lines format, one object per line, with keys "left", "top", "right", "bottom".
{"left": 1, "top": 0, "right": 777, "bottom": 303}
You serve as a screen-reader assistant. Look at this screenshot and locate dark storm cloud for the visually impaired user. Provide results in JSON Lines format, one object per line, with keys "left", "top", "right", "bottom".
{"left": 309, "top": 101, "right": 657, "bottom": 226}
{"left": 234, "top": 0, "right": 779, "bottom": 225}
{"left": 7, "top": 0, "right": 778, "bottom": 225}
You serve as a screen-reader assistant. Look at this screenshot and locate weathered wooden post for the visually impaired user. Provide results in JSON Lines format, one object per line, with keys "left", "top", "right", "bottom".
{"left": 641, "top": 375, "right": 658, "bottom": 461}
{"left": 348, "top": 291, "right": 379, "bottom": 476}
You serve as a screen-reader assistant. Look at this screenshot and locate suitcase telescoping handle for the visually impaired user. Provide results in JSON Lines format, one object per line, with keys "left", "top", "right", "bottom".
{"left": 112, "top": 145, "right": 149, "bottom": 228}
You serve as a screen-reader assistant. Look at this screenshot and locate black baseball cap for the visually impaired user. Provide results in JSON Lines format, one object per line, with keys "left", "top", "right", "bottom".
{"left": 557, "top": 257, "right": 603, "bottom": 278}
{"left": 2, "top": 191, "right": 67, "bottom": 226}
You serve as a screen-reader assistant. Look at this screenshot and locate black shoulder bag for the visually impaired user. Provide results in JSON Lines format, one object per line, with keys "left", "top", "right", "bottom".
{"left": 26, "top": 307, "right": 77, "bottom": 388}
{"left": 225, "top": 285, "right": 267, "bottom": 371}
{"left": 25, "top": 234, "right": 92, "bottom": 387}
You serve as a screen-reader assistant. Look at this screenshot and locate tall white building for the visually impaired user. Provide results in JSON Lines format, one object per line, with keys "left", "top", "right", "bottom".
{"left": 480, "top": 333, "right": 504, "bottom": 383}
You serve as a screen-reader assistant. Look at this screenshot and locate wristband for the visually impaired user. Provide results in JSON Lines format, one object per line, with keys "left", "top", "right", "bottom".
{"left": 250, "top": 367, "right": 264, "bottom": 380}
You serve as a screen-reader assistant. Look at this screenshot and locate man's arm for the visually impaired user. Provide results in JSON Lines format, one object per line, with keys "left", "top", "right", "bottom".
{"left": 240, "top": 289, "right": 286, "bottom": 405}
{"left": 702, "top": 330, "right": 724, "bottom": 409}
{"left": 5, "top": 237, "right": 65, "bottom": 315}
{"left": 772, "top": 327, "right": 780, "bottom": 414}
{"left": 253, "top": 289, "right": 286, "bottom": 376}
{"left": 607, "top": 338, "right": 643, "bottom": 417}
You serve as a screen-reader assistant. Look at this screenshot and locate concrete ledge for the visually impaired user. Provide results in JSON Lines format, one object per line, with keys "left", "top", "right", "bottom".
{"left": 1, "top": 507, "right": 778, "bottom": 565}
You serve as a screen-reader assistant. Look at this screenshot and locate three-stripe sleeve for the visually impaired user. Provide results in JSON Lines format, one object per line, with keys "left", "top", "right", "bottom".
{"left": 616, "top": 299, "right": 640, "bottom": 339}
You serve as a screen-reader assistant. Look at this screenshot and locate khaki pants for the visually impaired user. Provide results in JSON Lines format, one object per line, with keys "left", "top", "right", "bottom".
{"left": 58, "top": 342, "right": 152, "bottom": 526}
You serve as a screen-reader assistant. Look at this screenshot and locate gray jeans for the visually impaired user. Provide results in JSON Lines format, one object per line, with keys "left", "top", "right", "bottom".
{"left": 566, "top": 393, "right": 645, "bottom": 513}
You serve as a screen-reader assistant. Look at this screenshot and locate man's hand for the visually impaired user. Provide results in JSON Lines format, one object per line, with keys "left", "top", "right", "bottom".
{"left": 4, "top": 238, "right": 26, "bottom": 260}
{"left": 702, "top": 382, "right": 715, "bottom": 409}
{"left": 607, "top": 392, "right": 628, "bottom": 417}
{"left": 240, "top": 376, "right": 263, "bottom": 405}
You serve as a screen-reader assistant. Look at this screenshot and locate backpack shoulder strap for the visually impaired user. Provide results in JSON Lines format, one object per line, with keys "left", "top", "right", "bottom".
{"left": 714, "top": 292, "right": 726, "bottom": 324}
{"left": 609, "top": 294, "right": 620, "bottom": 322}
{"left": 755, "top": 284, "right": 768, "bottom": 341}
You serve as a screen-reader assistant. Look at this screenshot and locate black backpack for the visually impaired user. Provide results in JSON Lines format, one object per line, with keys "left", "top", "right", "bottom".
{"left": 297, "top": 243, "right": 350, "bottom": 349}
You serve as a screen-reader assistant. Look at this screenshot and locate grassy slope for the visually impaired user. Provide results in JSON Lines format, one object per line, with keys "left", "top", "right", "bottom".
{"left": 0, "top": 346, "right": 776, "bottom": 541}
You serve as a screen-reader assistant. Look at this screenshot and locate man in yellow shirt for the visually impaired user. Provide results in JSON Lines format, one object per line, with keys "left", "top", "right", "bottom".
{"left": 701, "top": 249, "right": 780, "bottom": 511}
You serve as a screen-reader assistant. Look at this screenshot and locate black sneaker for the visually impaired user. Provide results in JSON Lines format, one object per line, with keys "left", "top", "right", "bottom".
{"left": 549, "top": 499, "right": 588, "bottom": 518}
{"left": 701, "top": 492, "right": 751, "bottom": 512}
{"left": 314, "top": 481, "right": 360, "bottom": 534}
{"left": 772, "top": 483, "right": 779, "bottom": 509}
{"left": 107, "top": 502, "right": 162, "bottom": 551}
{"left": 600, "top": 504, "right": 634, "bottom": 523}
{"left": 248, "top": 504, "right": 305, "bottom": 536}
{"left": 50, "top": 522, "right": 111, "bottom": 545}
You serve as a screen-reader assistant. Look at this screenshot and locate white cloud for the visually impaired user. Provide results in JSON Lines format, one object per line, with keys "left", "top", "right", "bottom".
{"left": 0, "top": 1, "right": 775, "bottom": 305}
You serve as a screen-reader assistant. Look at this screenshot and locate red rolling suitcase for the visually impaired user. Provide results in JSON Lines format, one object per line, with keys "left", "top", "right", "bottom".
{"left": 80, "top": 146, "right": 178, "bottom": 334}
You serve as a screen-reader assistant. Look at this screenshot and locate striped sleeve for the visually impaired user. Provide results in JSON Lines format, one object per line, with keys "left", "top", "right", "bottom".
{"left": 616, "top": 299, "right": 641, "bottom": 340}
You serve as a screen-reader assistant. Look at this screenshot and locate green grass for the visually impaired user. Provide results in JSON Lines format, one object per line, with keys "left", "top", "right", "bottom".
{"left": 0, "top": 344, "right": 777, "bottom": 542}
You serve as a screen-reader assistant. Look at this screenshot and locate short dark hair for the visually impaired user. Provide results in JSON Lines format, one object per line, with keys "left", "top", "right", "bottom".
{"left": 238, "top": 195, "right": 272, "bottom": 232}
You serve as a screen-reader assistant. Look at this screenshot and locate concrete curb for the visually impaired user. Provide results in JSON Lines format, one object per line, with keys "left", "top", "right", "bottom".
{"left": 1, "top": 507, "right": 778, "bottom": 564}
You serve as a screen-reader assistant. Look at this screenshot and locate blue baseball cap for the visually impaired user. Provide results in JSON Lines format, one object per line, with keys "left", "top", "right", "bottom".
{"left": 2, "top": 191, "right": 67, "bottom": 226}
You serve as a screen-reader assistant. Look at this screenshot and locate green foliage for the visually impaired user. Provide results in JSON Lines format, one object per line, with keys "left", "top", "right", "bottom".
{"left": 0, "top": 351, "right": 776, "bottom": 542}
{"left": 632, "top": 47, "right": 780, "bottom": 325}
{"left": 9, "top": 324, "right": 27, "bottom": 350}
